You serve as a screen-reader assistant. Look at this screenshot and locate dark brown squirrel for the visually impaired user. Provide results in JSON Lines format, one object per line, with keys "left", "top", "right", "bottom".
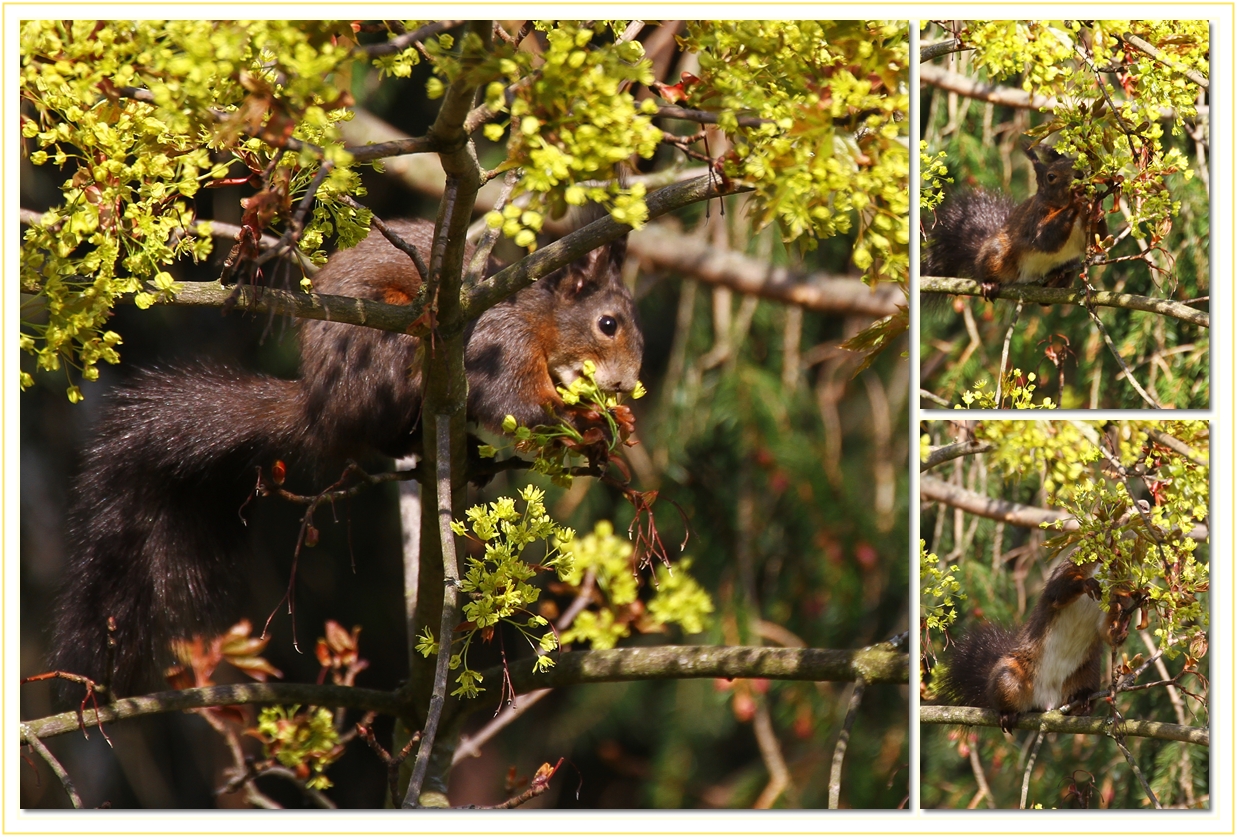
{"left": 52, "top": 218, "right": 643, "bottom": 695}
{"left": 922, "top": 146, "right": 1107, "bottom": 301}
{"left": 934, "top": 556, "right": 1141, "bottom": 733}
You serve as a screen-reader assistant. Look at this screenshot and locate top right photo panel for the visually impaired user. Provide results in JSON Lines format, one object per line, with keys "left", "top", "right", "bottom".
{"left": 919, "top": 21, "right": 1210, "bottom": 410}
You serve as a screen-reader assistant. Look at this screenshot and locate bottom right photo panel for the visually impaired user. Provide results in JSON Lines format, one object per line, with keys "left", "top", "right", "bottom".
{"left": 919, "top": 420, "right": 1210, "bottom": 809}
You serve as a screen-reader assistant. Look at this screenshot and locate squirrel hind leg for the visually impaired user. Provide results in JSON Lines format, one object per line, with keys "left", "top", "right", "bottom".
{"left": 987, "top": 653, "right": 1035, "bottom": 731}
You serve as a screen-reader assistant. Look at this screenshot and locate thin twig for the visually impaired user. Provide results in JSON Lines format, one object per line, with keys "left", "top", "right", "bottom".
{"left": 358, "top": 21, "right": 463, "bottom": 58}
{"left": 254, "top": 765, "right": 337, "bottom": 808}
{"left": 1083, "top": 304, "right": 1162, "bottom": 408}
{"left": 995, "top": 302, "right": 1022, "bottom": 406}
{"left": 1019, "top": 729, "right": 1045, "bottom": 809}
{"left": 274, "top": 464, "right": 418, "bottom": 506}
{"left": 1113, "top": 733, "right": 1162, "bottom": 808}
{"left": 21, "top": 682, "right": 405, "bottom": 742}
{"left": 828, "top": 679, "right": 866, "bottom": 809}
{"left": 484, "top": 759, "right": 563, "bottom": 809}
{"left": 21, "top": 726, "right": 83, "bottom": 808}
{"left": 965, "top": 733, "right": 995, "bottom": 809}
{"left": 337, "top": 196, "right": 430, "bottom": 280}
{"left": 255, "top": 160, "right": 334, "bottom": 266}
{"left": 919, "top": 63, "right": 1203, "bottom": 121}
{"left": 452, "top": 567, "right": 598, "bottom": 765}
{"left": 752, "top": 694, "right": 793, "bottom": 809}
{"left": 357, "top": 713, "right": 419, "bottom": 806}
{"left": 656, "top": 105, "right": 774, "bottom": 129}
{"left": 464, "top": 170, "right": 519, "bottom": 286}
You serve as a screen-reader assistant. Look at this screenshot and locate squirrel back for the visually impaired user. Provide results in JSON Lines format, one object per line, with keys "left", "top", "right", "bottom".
{"left": 934, "top": 557, "right": 1130, "bottom": 732}
{"left": 922, "top": 147, "right": 1097, "bottom": 300}
{"left": 52, "top": 218, "right": 641, "bottom": 694}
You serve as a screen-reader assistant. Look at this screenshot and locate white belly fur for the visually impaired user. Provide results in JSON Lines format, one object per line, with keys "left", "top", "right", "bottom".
{"left": 1015, "top": 217, "right": 1087, "bottom": 284}
{"left": 1031, "top": 592, "right": 1105, "bottom": 710}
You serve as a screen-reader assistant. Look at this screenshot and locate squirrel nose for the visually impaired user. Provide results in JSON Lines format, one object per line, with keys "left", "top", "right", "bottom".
{"left": 594, "top": 365, "right": 639, "bottom": 394}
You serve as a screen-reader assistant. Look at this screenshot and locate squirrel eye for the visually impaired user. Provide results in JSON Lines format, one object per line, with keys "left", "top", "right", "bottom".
{"left": 598, "top": 315, "right": 618, "bottom": 337}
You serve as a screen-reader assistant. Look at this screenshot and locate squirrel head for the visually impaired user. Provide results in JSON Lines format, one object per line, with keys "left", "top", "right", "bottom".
{"left": 544, "top": 235, "right": 643, "bottom": 396}
{"left": 1025, "top": 145, "right": 1081, "bottom": 209}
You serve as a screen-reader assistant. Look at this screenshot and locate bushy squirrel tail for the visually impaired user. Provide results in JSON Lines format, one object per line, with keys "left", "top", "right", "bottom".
{"left": 53, "top": 364, "right": 308, "bottom": 695}
{"left": 921, "top": 190, "right": 1015, "bottom": 283}
{"left": 932, "top": 622, "right": 1017, "bottom": 708}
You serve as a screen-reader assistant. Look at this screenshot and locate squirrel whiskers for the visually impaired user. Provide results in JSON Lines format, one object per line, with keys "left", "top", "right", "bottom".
{"left": 53, "top": 219, "right": 643, "bottom": 694}
{"left": 922, "top": 146, "right": 1105, "bottom": 301}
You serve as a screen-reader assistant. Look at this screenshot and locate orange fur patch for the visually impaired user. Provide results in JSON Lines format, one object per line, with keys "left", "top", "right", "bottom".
{"left": 383, "top": 287, "right": 412, "bottom": 305}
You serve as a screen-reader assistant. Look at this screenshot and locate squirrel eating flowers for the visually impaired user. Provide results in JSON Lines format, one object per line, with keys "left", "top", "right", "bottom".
{"left": 934, "top": 555, "right": 1140, "bottom": 733}
{"left": 922, "top": 146, "right": 1107, "bottom": 301}
{"left": 52, "top": 218, "right": 643, "bottom": 695}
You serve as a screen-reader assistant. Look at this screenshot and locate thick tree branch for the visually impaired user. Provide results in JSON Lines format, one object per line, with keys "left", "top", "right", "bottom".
{"left": 20, "top": 209, "right": 318, "bottom": 274}
{"left": 919, "top": 63, "right": 1205, "bottom": 121}
{"left": 920, "top": 705, "right": 1208, "bottom": 745}
{"left": 633, "top": 224, "right": 902, "bottom": 317}
{"left": 920, "top": 62, "right": 1058, "bottom": 110}
{"left": 920, "top": 276, "right": 1210, "bottom": 329}
{"left": 1119, "top": 31, "right": 1209, "bottom": 91}
{"left": 919, "top": 39, "right": 971, "bottom": 63}
{"left": 921, "top": 475, "right": 1071, "bottom": 529}
{"left": 144, "top": 281, "right": 433, "bottom": 337}
{"left": 921, "top": 440, "right": 994, "bottom": 472}
{"left": 656, "top": 105, "right": 774, "bottom": 128}
{"left": 466, "top": 644, "right": 907, "bottom": 718}
{"left": 20, "top": 683, "right": 407, "bottom": 742}
{"left": 1147, "top": 428, "right": 1207, "bottom": 469}
{"left": 462, "top": 174, "right": 748, "bottom": 322}
{"left": 920, "top": 475, "right": 1209, "bottom": 541}
{"left": 404, "top": 20, "right": 490, "bottom": 806}
{"left": 339, "top": 107, "right": 709, "bottom": 210}
{"left": 20, "top": 644, "right": 904, "bottom": 748}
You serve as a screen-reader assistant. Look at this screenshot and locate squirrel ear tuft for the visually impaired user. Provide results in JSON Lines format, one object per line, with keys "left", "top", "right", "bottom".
{"left": 555, "top": 235, "right": 628, "bottom": 298}
{"left": 605, "top": 234, "right": 629, "bottom": 277}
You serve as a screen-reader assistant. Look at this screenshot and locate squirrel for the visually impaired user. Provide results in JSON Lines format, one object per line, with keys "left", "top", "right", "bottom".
{"left": 922, "top": 146, "right": 1106, "bottom": 301}
{"left": 51, "top": 218, "right": 643, "bottom": 695}
{"left": 933, "top": 555, "right": 1141, "bottom": 733}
